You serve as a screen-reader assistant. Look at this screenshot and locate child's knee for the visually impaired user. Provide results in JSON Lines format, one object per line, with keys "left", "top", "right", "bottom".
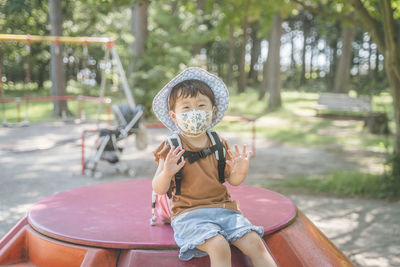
{"left": 233, "top": 231, "right": 266, "bottom": 254}
{"left": 197, "top": 234, "right": 230, "bottom": 257}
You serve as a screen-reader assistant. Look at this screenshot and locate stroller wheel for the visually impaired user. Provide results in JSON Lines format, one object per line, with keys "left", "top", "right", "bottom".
{"left": 127, "top": 169, "right": 136, "bottom": 177}
{"left": 115, "top": 163, "right": 126, "bottom": 173}
{"left": 93, "top": 171, "right": 102, "bottom": 179}
{"left": 84, "top": 169, "right": 93, "bottom": 176}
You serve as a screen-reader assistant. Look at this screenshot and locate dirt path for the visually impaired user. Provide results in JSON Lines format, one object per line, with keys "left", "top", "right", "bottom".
{"left": 0, "top": 122, "right": 399, "bottom": 266}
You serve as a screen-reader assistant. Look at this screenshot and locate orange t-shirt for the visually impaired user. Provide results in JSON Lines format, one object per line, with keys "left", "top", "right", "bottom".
{"left": 153, "top": 133, "right": 240, "bottom": 218}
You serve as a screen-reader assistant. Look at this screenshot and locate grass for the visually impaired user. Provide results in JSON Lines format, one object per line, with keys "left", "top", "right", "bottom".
{"left": 2, "top": 100, "right": 112, "bottom": 123}
{"left": 268, "top": 171, "right": 399, "bottom": 200}
{"left": 216, "top": 89, "right": 394, "bottom": 153}
{"left": 215, "top": 88, "right": 399, "bottom": 199}
{"left": 1, "top": 81, "right": 116, "bottom": 123}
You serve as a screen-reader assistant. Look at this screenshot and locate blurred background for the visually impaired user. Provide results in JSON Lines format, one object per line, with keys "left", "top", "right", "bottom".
{"left": 1, "top": 1, "right": 400, "bottom": 266}
{"left": 1, "top": 0, "right": 399, "bottom": 198}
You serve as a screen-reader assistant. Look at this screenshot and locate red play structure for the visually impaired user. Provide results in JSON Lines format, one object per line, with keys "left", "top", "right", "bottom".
{"left": 0, "top": 179, "right": 353, "bottom": 266}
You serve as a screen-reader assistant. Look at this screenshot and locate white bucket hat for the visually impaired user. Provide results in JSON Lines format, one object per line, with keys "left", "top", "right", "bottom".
{"left": 152, "top": 67, "right": 229, "bottom": 132}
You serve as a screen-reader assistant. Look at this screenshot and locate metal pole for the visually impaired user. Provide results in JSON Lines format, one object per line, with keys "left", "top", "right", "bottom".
{"left": 0, "top": 59, "right": 7, "bottom": 125}
{"left": 81, "top": 131, "right": 86, "bottom": 174}
{"left": 78, "top": 95, "right": 82, "bottom": 120}
{"left": 252, "top": 121, "right": 256, "bottom": 157}
{"left": 106, "top": 101, "right": 111, "bottom": 125}
{"left": 16, "top": 98, "right": 21, "bottom": 122}
{"left": 0, "top": 34, "right": 112, "bottom": 45}
{"left": 24, "top": 38, "right": 31, "bottom": 123}
{"left": 96, "top": 46, "right": 110, "bottom": 126}
{"left": 110, "top": 47, "right": 135, "bottom": 109}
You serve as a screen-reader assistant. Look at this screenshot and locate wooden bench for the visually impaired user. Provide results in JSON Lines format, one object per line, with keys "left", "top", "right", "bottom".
{"left": 314, "top": 93, "right": 372, "bottom": 115}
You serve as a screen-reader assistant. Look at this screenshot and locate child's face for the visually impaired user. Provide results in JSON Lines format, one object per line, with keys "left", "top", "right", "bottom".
{"left": 169, "top": 92, "right": 216, "bottom": 129}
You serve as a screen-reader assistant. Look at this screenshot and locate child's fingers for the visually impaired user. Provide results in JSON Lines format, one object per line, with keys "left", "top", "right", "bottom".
{"left": 228, "top": 149, "right": 234, "bottom": 159}
{"left": 177, "top": 149, "right": 185, "bottom": 158}
{"left": 178, "top": 160, "right": 186, "bottom": 168}
{"left": 234, "top": 144, "right": 240, "bottom": 156}
{"left": 165, "top": 146, "right": 175, "bottom": 160}
{"left": 173, "top": 145, "right": 181, "bottom": 155}
{"left": 247, "top": 151, "right": 253, "bottom": 158}
{"left": 242, "top": 144, "right": 247, "bottom": 155}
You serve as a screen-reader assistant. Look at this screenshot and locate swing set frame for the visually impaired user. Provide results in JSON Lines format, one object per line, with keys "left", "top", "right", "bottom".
{"left": 0, "top": 34, "right": 136, "bottom": 126}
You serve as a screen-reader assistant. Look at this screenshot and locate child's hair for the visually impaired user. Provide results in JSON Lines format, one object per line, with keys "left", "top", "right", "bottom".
{"left": 168, "top": 79, "right": 215, "bottom": 111}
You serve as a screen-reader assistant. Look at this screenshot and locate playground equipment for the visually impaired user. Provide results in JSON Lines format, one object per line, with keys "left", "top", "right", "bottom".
{"left": 0, "top": 95, "right": 113, "bottom": 124}
{"left": 0, "top": 179, "right": 353, "bottom": 266}
{"left": 0, "top": 34, "right": 135, "bottom": 126}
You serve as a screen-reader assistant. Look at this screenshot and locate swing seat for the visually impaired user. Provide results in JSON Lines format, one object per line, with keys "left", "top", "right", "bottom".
{"left": 0, "top": 179, "right": 353, "bottom": 266}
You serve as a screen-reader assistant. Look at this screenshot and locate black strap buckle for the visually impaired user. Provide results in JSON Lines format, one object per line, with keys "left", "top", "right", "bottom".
{"left": 197, "top": 148, "right": 210, "bottom": 158}
{"left": 175, "top": 170, "right": 183, "bottom": 180}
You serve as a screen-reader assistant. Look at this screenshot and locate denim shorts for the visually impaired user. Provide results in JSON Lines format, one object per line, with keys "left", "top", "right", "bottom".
{"left": 171, "top": 207, "right": 264, "bottom": 261}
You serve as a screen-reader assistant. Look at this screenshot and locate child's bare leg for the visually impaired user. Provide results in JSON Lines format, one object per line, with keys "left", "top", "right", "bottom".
{"left": 231, "top": 231, "right": 277, "bottom": 267}
{"left": 196, "top": 234, "right": 231, "bottom": 267}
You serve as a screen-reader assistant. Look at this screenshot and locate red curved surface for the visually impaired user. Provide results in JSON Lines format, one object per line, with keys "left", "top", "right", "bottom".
{"left": 28, "top": 179, "right": 296, "bottom": 249}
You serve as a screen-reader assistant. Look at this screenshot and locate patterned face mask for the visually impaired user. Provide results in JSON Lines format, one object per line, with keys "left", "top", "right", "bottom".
{"left": 174, "top": 109, "right": 213, "bottom": 136}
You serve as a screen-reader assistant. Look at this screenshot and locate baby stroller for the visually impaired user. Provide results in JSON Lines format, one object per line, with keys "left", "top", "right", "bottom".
{"left": 83, "top": 103, "right": 146, "bottom": 178}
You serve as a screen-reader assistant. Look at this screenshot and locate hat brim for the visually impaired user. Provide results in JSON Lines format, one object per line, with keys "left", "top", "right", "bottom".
{"left": 152, "top": 67, "right": 229, "bottom": 132}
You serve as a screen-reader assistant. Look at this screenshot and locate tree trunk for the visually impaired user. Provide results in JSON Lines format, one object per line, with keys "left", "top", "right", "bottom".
{"left": 329, "top": 39, "right": 338, "bottom": 88}
{"left": 238, "top": 14, "right": 249, "bottom": 93}
{"left": 248, "top": 22, "right": 260, "bottom": 85}
{"left": 191, "top": 0, "right": 206, "bottom": 55}
{"left": 309, "top": 45, "right": 314, "bottom": 78}
{"left": 300, "top": 19, "right": 309, "bottom": 86}
{"left": 368, "top": 35, "right": 372, "bottom": 74}
{"left": 290, "top": 30, "right": 296, "bottom": 70}
{"left": 259, "top": 39, "right": 269, "bottom": 100}
{"left": 49, "top": 0, "right": 67, "bottom": 117}
{"left": 333, "top": 26, "right": 355, "bottom": 93}
{"left": 226, "top": 23, "right": 235, "bottom": 86}
{"left": 375, "top": 48, "right": 379, "bottom": 75}
{"left": 380, "top": 0, "right": 400, "bottom": 177}
{"left": 262, "top": 12, "right": 282, "bottom": 108}
{"left": 131, "top": 0, "right": 148, "bottom": 71}
{"left": 385, "top": 64, "right": 400, "bottom": 176}
{"left": 171, "top": 0, "right": 178, "bottom": 15}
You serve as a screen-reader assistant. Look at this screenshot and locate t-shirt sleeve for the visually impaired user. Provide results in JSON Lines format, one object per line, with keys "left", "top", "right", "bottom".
{"left": 153, "top": 140, "right": 170, "bottom": 163}
{"left": 222, "top": 137, "right": 232, "bottom": 178}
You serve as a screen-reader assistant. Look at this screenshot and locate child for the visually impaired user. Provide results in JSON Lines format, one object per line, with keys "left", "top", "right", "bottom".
{"left": 152, "top": 67, "right": 277, "bottom": 267}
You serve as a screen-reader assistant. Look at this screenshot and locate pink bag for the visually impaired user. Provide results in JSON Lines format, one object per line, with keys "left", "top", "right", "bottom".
{"left": 151, "top": 191, "right": 172, "bottom": 225}
{"left": 156, "top": 193, "right": 172, "bottom": 223}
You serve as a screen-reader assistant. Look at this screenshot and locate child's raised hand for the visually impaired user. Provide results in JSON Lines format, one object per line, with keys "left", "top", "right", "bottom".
{"left": 164, "top": 146, "right": 186, "bottom": 177}
{"left": 226, "top": 144, "right": 252, "bottom": 175}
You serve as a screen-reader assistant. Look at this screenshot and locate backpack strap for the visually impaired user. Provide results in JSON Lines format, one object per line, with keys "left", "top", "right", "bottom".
{"left": 167, "top": 133, "right": 184, "bottom": 197}
{"left": 207, "top": 130, "right": 226, "bottom": 183}
{"left": 165, "top": 131, "right": 226, "bottom": 197}
{"left": 183, "top": 144, "right": 218, "bottom": 163}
